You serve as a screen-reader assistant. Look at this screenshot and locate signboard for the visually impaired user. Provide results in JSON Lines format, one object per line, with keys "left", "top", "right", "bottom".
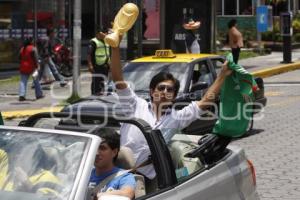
{"left": 256, "top": 6, "right": 273, "bottom": 33}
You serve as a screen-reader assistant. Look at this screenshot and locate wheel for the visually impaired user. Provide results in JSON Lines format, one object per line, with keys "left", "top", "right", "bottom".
{"left": 59, "top": 63, "right": 73, "bottom": 77}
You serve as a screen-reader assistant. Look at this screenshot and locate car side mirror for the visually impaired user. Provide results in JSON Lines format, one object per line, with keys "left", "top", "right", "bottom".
{"left": 191, "top": 81, "right": 208, "bottom": 92}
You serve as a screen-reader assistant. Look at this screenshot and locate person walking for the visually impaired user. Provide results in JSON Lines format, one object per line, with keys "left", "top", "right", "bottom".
{"left": 37, "top": 28, "right": 66, "bottom": 87}
{"left": 228, "top": 19, "right": 244, "bottom": 64}
{"left": 18, "top": 38, "right": 44, "bottom": 101}
{"left": 87, "top": 28, "right": 110, "bottom": 96}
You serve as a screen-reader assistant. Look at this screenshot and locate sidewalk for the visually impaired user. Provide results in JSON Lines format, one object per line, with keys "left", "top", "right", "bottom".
{"left": 239, "top": 49, "right": 300, "bottom": 77}
{"left": 1, "top": 49, "right": 300, "bottom": 120}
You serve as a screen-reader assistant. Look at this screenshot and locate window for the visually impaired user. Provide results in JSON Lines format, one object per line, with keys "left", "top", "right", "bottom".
{"left": 217, "top": 0, "right": 253, "bottom": 16}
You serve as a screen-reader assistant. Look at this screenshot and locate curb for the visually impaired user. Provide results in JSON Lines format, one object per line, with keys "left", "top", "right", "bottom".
{"left": 2, "top": 106, "right": 63, "bottom": 120}
{"left": 251, "top": 61, "right": 300, "bottom": 78}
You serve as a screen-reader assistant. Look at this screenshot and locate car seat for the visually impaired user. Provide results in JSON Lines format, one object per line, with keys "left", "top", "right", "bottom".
{"left": 116, "top": 146, "right": 146, "bottom": 198}
{"left": 168, "top": 134, "right": 204, "bottom": 178}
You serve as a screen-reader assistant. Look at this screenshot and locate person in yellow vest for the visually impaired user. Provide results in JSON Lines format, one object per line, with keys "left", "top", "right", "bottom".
{"left": 0, "top": 147, "right": 62, "bottom": 196}
{"left": 87, "top": 27, "right": 111, "bottom": 96}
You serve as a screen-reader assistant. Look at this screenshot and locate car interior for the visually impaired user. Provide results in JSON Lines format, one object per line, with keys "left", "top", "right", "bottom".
{"left": 190, "top": 61, "right": 214, "bottom": 94}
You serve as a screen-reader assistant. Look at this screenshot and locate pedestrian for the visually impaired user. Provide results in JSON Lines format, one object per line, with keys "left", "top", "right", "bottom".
{"left": 108, "top": 36, "right": 232, "bottom": 184}
{"left": 36, "top": 28, "right": 66, "bottom": 87}
{"left": 88, "top": 127, "right": 136, "bottom": 200}
{"left": 228, "top": 19, "right": 244, "bottom": 64}
{"left": 87, "top": 27, "right": 110, "bottom": 96}
{"left": 18, "top": 37, "right": 44, "bottom": 101}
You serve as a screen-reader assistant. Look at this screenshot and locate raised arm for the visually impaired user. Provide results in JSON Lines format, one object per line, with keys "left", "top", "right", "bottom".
{"left": 197, "top": 60, "right": 231, "bottom": 110}
{"left": 110, "top": 46, "right": 128, "bottom": 90}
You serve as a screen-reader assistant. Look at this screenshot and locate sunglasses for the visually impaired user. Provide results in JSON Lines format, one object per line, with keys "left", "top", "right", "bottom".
{"left": 156, "top": 84, "right": 175, "bottom": 93}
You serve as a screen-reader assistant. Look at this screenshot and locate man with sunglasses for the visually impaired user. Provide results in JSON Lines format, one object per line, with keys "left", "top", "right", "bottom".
{"left": 108, "top": 37, "right": 232, "bottom": 183}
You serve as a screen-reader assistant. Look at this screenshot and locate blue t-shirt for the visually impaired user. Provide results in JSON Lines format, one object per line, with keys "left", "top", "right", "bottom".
{"left": 89, "top": 167, "right": 136, "bottom": 192}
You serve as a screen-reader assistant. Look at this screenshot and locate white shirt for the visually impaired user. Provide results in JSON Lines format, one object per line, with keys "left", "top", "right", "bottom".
{"left": 190, "top": 39, "right": 200, "bottom": 53}
{"left": 117, "top": 86, "right": 203, "bottom": 179}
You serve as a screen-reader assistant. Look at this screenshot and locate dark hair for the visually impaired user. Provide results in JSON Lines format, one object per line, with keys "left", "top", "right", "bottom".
{"left": 23, "top": 37, "right": 33, "bottom": 49}
{"left": 228, "top": 19, "right": 237, "bottom": 29}
{"left": 149, "top": 72, "right": 180, "bottom": 100}
{"left": 93, "top": 127, "right": 120, "bottom": 162}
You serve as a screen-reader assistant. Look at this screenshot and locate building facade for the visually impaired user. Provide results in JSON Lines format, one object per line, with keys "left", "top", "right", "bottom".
{"left": 0, "top": 0, "right": 297, "bottom": 68}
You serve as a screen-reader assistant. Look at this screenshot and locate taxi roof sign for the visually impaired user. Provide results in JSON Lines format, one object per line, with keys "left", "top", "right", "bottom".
{"left": 153, "top": 49, "right": 176, "bottom": 58}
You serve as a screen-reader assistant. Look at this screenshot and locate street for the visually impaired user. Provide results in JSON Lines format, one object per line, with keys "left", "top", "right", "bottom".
{"left": 1, "top": 65, "right": 300, "bottom": 199}
{"left": 232, "top": 70, "right": 300, "bottom": 200}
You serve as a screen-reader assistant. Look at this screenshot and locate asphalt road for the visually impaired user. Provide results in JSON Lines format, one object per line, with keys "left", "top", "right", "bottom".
{"left": 232, "top": 70, "right": 300, "bottom": 200}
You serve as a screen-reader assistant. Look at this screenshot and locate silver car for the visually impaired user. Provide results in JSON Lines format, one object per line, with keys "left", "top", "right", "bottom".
{"left": 0, "top": 112, "right": 259, "bottom": 200}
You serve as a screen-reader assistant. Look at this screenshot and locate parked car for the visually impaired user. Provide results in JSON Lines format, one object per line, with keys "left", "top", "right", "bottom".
{"left": 13, "top": 111, "right": 260, "bottom": 200}
{"left": 62, "top": 50, "right": 267, "bottom": 134}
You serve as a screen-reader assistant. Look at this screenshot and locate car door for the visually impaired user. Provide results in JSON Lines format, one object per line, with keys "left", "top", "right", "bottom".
{"left": 144, "top": 131, "right": 256, "bottom": 200}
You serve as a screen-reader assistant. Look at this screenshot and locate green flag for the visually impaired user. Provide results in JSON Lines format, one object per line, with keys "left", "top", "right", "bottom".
{"left": 213, "top": 53, "right": 257, "bottom": 137}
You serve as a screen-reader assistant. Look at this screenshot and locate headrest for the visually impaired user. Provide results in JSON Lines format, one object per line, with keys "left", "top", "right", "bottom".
{"left": 115, "top": 146, "right": 135, "bottom": 169}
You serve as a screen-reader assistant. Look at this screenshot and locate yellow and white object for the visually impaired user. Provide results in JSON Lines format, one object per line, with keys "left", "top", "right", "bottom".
{"left": 104, "top": 3, "right": 139, "bottom": 47}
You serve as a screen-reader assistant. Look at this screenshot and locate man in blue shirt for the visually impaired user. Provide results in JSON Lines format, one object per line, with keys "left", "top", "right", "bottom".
{"left": 88, "top": 128, "right": 136, "bottom": 200}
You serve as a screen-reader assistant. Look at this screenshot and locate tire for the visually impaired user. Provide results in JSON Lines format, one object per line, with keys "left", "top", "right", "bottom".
{"left": 59, "top": 63, "right": 73, "bottom": 77}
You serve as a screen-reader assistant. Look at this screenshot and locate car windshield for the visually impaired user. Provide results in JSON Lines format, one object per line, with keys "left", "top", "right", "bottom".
{"left": 122, "top": 62, "right": 190, "bottom": 93}
{"left": 0, "top": 128, "right": 90, "bottom": 200}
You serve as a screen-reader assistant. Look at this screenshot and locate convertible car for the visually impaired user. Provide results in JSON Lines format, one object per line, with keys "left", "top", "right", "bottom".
{"left": 4, "top": 112, "right": 261, "bottom": 200}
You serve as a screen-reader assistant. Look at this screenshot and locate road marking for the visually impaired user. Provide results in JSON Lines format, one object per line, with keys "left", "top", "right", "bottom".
{"left": 2, "top": 106, "right": 63, "bottom": 119}
{"left": 265, "top": 91, "right": 283, "bottom": 97}
{"left": 265, "top": 83, "right": 300, "bottom": 87}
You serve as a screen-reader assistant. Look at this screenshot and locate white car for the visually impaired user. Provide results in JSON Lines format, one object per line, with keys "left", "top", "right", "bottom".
{"left": 0, "top": 112, "right": 260, "bottom": 200}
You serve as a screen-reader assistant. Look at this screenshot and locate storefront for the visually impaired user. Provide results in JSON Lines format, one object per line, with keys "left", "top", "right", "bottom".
{"left": 0, "top": 0, "right": 69, "bottom": 69}
{"left": 0, "top": 0, "right": 162, "bottom": 68}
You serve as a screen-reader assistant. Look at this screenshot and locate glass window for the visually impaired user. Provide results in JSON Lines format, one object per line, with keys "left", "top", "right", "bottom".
{"left": 0, "top": 128, "right": 90, "bottom": 199}
{"left": 217, "top": 0, "right": 253, "bottom": 16}
{"left": 240, "top": 0, "right": 253, "bottom": 15}
{"left": 143, "top": 0, "right": 160, "bottom": 40}
{"left": 224, "top": 0, "right": 237, "bottom": 15}
{"left": 122, "top": 62, "right": 190, "bottom": 93}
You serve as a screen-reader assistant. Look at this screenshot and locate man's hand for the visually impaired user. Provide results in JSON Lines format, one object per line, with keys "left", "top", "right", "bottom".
{"left": 219, "top": 60, "right": 232, "bottom": 77}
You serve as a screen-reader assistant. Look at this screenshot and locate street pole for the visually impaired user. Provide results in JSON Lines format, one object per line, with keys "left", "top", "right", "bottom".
{"left": 256, "top": 0, "right": 262, "bottom": 54}
{"left": 34, "top": 0, "right": 37, "bottom": 45}
{"left": 72, "top": 0, "right": 81, "bottom": 97}
{"left": 137, "top": 0, "right": 143, "bottom": 57}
